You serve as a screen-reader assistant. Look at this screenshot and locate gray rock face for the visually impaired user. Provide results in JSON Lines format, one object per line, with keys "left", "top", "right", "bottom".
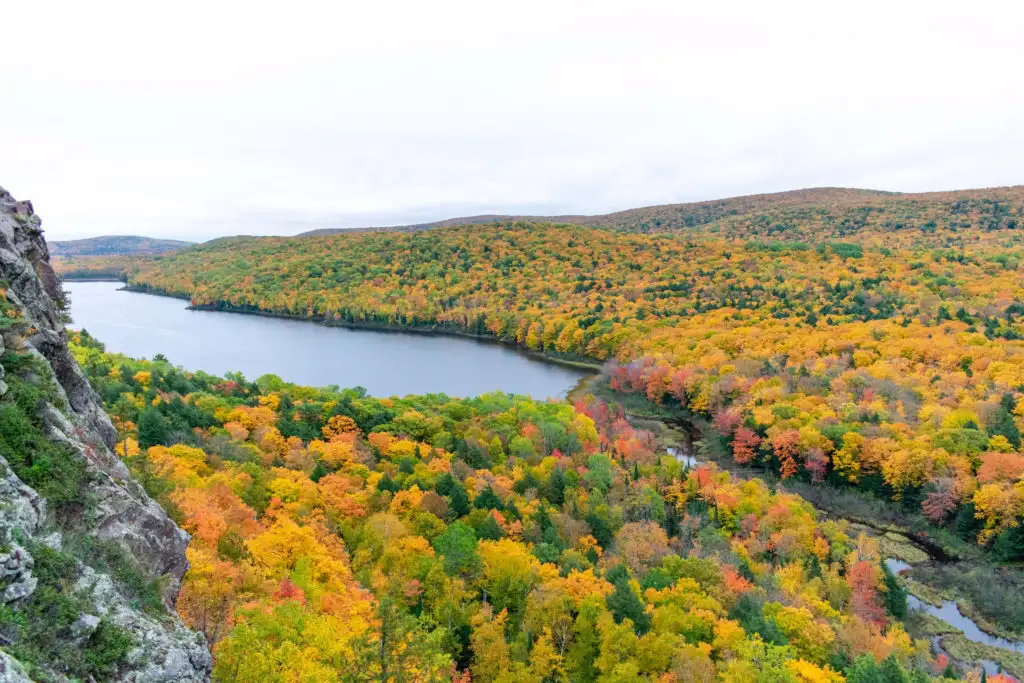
{"left": 0, "top": 187, "right": 211, "bottom": 681}
{"left": 0, "top": 456, "right": 44, "bottom": 605}
{"left": 0, "top": 651, "right": 32, "bottom": 683}
{"left": 76, "top": 567, "right": 213, "bottom": 681}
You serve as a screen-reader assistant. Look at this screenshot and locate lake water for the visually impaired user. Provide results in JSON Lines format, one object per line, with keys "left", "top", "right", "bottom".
{"left": 64, "top": 281, "right": 590, "bottom": 398}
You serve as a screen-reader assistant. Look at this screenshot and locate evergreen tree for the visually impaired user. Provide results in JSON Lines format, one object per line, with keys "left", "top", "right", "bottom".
{"left": 605, "top": 564, "right": 650, "bottom": 633}
{"left": 434, "top": 473, "right": 456, "bottom": 496}
{"left": 882, "top": 564, "right": 907, "bottom": 619}
{"left": 544, "top": 468, "right": 566, "bottom": 505}
{"left": 880, "top": 655, "right": 909, "bottom": 683}
{"left": 377, "top": 473, "right": 399, "bottom": 493}
{"left": 309, "top": 460, "right": 329, "bottom": 483}
{"left": 137, "top": 408, "right": 170, "bottom": 449}
{"left": 448, "top": 482, "right": 471, "bottom": 518}
{"left": 987, "top": 394, "right": 1021, "bottom": 448}
{"left": 476, "top": 514, "right": 504, "bottom": 541}
{"left": 473, "top": 485, "right": 503, "bottom": 511}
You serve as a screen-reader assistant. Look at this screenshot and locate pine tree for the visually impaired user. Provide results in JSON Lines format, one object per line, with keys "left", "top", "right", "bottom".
{"left": 137, "top": 408, "right": 169, "bottom": 449}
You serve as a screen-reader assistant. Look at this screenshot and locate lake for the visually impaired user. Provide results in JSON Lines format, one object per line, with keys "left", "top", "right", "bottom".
{"left": 64, "top": 281, "right": 590, "bottom": 398}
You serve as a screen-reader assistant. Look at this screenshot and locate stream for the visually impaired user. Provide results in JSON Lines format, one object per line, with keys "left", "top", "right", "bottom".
{"left": 885, "top": 558, "right": 1024, "bottom": 676}
{"left": 665, "top": 428, "right": 1024, "bottom": 676}
{"left": 623, "top": 392, "right": 1024, "bottom": 676}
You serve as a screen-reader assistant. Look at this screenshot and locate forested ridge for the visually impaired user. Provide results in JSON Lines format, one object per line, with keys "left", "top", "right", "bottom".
{"left": 53, "top": 254, "right": 148, "bottom": 279}
{"left": 70, "top": 330, "right": 972, "bottom": 682}
{"left": 50, "top": 235, "right": 193, "bottom": 257}
{"left": 298, "top": 185, "right": 1021, "bottom": 237}
{"left": 123, "top": 187, "right": 1024, "bottom": 560}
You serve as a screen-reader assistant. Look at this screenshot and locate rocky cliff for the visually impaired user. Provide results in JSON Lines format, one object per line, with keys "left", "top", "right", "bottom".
{"left": 0, "top": 188, "right": 211, "bottom": 681}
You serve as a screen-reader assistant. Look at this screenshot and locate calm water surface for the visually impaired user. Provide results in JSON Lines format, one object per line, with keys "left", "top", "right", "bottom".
{"left": 65, "top": 281, "right": 589, "bottom": 398}
{"left": 884, "top": 558, "right": 1024, "bottom": 658}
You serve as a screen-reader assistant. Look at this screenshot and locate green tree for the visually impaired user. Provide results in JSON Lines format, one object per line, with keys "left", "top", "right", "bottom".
{"left": 565, "top": 599, "right": 603, "bottom": 683}
{"left": 448, "top": 483, "right": 471, "bottom": 518}
{"left": 137, "top": 408, "right": 169, "bottom": 449}
{"left": 605, "top": 565, "right": 650, "bottom": 633}
{"left": 881, "top": 564, "right": 907, "bottom": 619}
{"left": 433, "top": 521, "right": 481, "bottom": 577}
{"left": 488, "top": 436, "right": 505, "bottom": 465}
{"left": 473, "top": 485, "right": 503, "bottom": 511}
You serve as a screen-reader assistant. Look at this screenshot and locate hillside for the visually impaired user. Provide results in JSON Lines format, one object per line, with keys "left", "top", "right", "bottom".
{"left": 52, "top": 254, "right": 148, "bottom": 280}
{"left": 0, "top": 189, "right": 210, "bottom": 680}
{"left": 127, "top": 183, "right": 1024, "bottom": 565}
{"left": 298, "top": 185, "right": 1023, "bottom": 238}
{"left": 25, "top": 178, "right": 1024, "bottom": 679}
{"left": 50, "top": 235, "right": 193, "bottom": 257}
{"left": 65, "top": 327, "right": 962, "bottom": 681}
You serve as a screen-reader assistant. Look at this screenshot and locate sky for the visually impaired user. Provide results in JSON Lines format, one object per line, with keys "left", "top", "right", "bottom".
{"left": 2, "top": 0, "right": 1023, "bottom": 241}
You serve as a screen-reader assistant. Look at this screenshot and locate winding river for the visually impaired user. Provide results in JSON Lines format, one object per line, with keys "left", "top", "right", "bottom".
{"left": 64, "top": 281, "right": 590, "bottom": 398}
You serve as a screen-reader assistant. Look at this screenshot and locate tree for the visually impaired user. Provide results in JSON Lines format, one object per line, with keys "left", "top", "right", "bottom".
{"left": 474, "top": 485, "right": 503, "bottom": 511}
{"left": 488, "top": 436, "right": 505, "bottom": 465}
{"left": 605, "top": 565, "right": 650, "bottom": 633}
{"left": 137, "top": 408, "right": 170, "bottom": 449}
{"left": 584, "top": 454, "right": 614, "bottom": 493}
{"left": 477, "top": 539, "right": 542, "bottom": 623}
{"left": 879, "top": 655, "right": 909, "bottom": 683}
{"left": 433, "top": 521, "right": 481, "bottom": 577}
{"left": 987, "top": 395, "right": 1021, "bottom": 449}
{"left": 731, "top": 427, "right": 761, "bottom": 465}
{"left": 772, "top": 429, "right": 802, "bottom": 479}
{"left": 544, "top": 468, "right": 567, "bottom": 505}
{"left": 470, "top": 608, "right": 510, "bottom": 680}
{"left": 110, "top": 395, "right": 139, "bottom": 457}
{"left": 565, "top": 599, "right": 603, "bottom": 683}
{"left": 881, "top": 564, "right": 907, "bottom": 620}
{"left": 448, "top": 482, "right": 471, "bottom": 518}
{"left": 177, "top": 548, "right": 241, "bottom": 645}
{"left": 614, "top": 521, "right": 670, "bottom": 578}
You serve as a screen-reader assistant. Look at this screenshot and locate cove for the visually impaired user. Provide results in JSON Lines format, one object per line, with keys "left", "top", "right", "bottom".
{"left": 64, "top": 281, "right": 590, "bottom": 398}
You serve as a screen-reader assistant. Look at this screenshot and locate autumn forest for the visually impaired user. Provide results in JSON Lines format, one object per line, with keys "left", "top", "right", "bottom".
{"left": 55, "top": 186, "right": 1024, "bottom": 681}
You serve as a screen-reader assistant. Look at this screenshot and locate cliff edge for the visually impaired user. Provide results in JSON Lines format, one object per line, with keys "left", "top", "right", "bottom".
{"left": 0, "top": 188, "right": 210, "bottom": 681}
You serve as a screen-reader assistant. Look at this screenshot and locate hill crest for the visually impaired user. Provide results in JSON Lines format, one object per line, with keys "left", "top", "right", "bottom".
{"left": 298, "top": 185, "right": 1023, "bottom": 236}
{"left": 50, "top": 234, "right": 193, "bottom": 257}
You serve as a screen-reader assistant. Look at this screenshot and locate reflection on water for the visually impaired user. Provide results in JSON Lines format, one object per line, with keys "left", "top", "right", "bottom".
{"left": 666, "top": 447, "right": 700, "bottom": 468}
{"left": 906, "top": 595, "right": 1024, "bottom": 654}
{"left": 884, "top": 557, "right": 1024, "bottom": 667}
{"left": 65, "top": 281, "right": 589, "bottom": 398}
{"left": 884, "top": 558, "right": 912, "bottom": 574}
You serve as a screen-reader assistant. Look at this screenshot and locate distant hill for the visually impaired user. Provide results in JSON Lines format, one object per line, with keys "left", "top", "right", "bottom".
{"left": 50, "top": 235, "right": 193, "bottom": 257}
{"left": 298, "top": 185, "right": 1023, "bottom": 237}
{"left": 299, "top": 214, "right": 586, "bottom": 237}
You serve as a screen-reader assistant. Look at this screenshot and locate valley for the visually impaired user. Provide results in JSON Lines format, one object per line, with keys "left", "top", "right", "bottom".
{"left": 4, "top": 184, "right": 1023, "bottom": 682}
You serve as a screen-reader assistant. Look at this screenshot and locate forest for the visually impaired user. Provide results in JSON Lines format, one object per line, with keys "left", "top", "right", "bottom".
{"left": 120, "top": 188, "right": 1024, "bottom": 561}
{"left": 52, "top": 254, "right": 144, "bottom": 280}
{"left": 69, "top": 330, "right": 974, "bottom": 683}
{"left": 49, "top": 235, "right": 192, "bottom": 257}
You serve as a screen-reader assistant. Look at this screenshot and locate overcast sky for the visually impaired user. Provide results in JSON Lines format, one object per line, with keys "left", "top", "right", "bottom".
{"left": 3, "top": 1, "right": 1022, "bottom": 241}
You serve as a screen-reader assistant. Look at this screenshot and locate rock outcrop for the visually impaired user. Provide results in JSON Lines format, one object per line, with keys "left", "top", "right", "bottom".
{"left": 0, "top": 188, "right": 211, "bottom": 681}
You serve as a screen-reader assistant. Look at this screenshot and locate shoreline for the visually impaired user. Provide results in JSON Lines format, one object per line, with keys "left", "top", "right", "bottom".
{"left": 74, "top": 282, "right": 1024, "bottom": 662}
{"left": 119, "top": 283, "right": 603, "bottom": 374}
{"left": 58, "top": 276, "right": 125, "bottom": 283}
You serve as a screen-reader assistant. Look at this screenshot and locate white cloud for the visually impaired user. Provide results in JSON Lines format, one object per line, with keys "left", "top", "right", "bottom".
{"left": 2, "top": 0, "right": 1022, "bottom": 240}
